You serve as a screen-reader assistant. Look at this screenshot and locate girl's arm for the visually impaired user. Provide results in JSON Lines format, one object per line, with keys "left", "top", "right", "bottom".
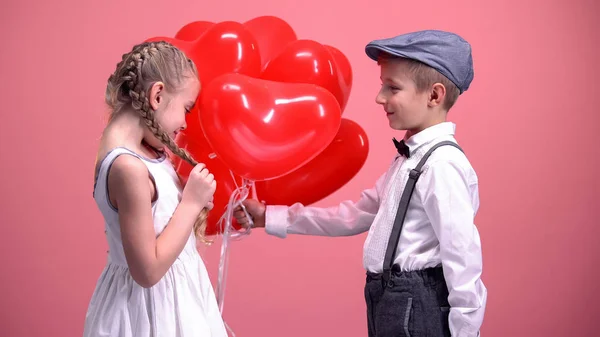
{"left": 108, "top": 155, "right": 213, "bottom": 288}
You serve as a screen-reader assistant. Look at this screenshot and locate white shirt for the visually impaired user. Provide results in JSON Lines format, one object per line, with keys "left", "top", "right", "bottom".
{"left": 265, "top": 122, "right": 487, "bottom": 337}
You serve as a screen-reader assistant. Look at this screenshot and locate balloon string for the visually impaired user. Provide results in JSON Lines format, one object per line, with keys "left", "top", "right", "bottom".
{"left": 215, "top": 173, "right": 254, "bottom": 336}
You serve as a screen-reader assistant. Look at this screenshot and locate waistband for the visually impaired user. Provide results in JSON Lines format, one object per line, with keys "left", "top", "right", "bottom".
{"left": 366, "top": 265, "right": 445, "bottom": 287}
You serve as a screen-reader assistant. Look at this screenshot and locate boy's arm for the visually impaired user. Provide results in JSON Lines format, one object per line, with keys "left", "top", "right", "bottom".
{"left": 265, "top": 172, "right": 386, "bottom": 238}
{"left": 418, "top": 159, "right": 487, "bottom": 337}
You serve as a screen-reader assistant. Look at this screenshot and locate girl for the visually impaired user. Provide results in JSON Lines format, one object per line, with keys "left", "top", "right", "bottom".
{"left": 84, "top": 41, "right": 227, "bottom": 337}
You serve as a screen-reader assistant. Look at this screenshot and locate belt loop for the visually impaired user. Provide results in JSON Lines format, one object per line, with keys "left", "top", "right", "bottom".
{"left": 382, "top": 268, "right": 392, "bottom": 288}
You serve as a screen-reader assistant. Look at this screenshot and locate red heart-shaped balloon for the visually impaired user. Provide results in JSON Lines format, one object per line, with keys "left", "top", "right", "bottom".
{"left": 324, "top": 45, "right": 353, "bottom": 109}
{"left": 172, "top": 132, "right": 242, "bottom": 235}
{"left": 261, "top": 39, "right": 351, "bottom": 112}
{"left": 199, "top": 73, "right": 342, "bottom": 181}
{"left": 149, "top": 22, "right": 263, "bottom": 137}
{"left": 175, "top": 21, "right": 215, "bottom": 41}
{"left": 243, "top": 16, "right": 297, "bottom": 70}
{"left": 187, "top": 21, "right": 262, "bottom": 87}
{"left": 255, "top": 118, "right": 368, "bottom": 206}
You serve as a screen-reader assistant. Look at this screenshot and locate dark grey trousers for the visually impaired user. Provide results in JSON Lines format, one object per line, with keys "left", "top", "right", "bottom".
{"left": 364, "top": 266, "right": 451, "bottom": 337}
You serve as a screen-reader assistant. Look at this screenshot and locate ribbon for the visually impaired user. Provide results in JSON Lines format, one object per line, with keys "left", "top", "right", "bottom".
{"left": 214, "top": 171, "right": 255, "bottom": 336}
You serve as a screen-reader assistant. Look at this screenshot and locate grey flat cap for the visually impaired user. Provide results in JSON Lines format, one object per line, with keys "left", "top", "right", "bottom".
{"left": 365, "top": 30, "right": 474, "bottom": 93}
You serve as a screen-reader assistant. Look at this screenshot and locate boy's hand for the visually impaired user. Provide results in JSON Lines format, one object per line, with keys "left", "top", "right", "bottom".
{"left": 234, "top": 199, "right": 266, "bottom": 228}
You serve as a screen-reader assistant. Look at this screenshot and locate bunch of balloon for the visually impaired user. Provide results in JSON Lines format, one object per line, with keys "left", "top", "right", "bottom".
{"left": 146, "top": 15, "right": 369, "bottom": 331}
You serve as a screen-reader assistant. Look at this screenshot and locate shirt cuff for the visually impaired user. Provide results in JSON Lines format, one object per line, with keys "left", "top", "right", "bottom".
{"left": 265, "top": 205, "right": 290, "bottom": 238}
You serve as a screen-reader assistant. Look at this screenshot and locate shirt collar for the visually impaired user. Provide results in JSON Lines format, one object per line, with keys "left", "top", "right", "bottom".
{"left": 404, "top": 122, "right": 456, "bottom": 152}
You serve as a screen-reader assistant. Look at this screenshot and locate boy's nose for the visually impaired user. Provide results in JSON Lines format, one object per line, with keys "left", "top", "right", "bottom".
{"left": 375, "top": 91, "right": 386, "bottom": 105}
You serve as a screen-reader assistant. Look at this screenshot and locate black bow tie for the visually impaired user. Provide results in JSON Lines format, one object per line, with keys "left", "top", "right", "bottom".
{"left": 393, "top": 138, "right": 410, "bottom": 158}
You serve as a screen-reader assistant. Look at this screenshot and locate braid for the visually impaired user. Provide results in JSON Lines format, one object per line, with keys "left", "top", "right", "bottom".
{"left": 114, "top": 41, "right": 210, "bottom": 242}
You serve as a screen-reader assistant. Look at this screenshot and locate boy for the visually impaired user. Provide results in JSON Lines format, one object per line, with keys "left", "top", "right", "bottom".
{"left": 235, "top": 30, "right": 487, "bottom": 337}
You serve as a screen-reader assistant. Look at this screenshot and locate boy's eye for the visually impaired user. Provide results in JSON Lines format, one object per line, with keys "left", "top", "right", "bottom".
{"left": 381, "top": 84, "right": 400, "bottom": 92}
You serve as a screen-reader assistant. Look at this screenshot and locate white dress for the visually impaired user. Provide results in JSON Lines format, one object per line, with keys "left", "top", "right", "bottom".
{"left": 83, "top": 147, "right": 227, "bottom": 337}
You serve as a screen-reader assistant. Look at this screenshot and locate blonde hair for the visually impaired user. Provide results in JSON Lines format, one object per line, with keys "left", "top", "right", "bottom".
{"left": 105, "top": 40, "right": 210, "bottom": 241}
{"left": 379, "top": 56, "right": 461, "bottom": 111}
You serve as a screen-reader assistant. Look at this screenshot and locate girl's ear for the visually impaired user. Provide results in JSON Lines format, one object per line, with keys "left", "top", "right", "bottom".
{"left": 149, "top": 82, "right": 165, "bottom": 110}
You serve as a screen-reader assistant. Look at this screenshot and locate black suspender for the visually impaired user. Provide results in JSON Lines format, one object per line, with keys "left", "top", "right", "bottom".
{"left": 381, "top": 141, "right": 464, "bottom": 285}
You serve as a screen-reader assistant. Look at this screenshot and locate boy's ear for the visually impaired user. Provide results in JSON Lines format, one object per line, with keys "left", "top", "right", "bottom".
{"left": 149, "top": 82, "right": 165, "bottom": 110}
{"left": 428, "top": 83, "right": 446, "bottom": 108}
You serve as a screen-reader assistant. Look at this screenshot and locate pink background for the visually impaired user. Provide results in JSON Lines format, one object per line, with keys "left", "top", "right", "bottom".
{"left": 2, "top": 0, "right": 599, "bottom": 336}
